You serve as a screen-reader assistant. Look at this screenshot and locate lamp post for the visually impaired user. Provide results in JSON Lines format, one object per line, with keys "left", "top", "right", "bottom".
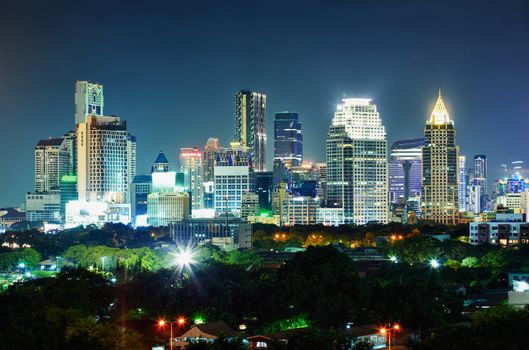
{"left": 101, "top": 256, "right": 106, "bottom": 271}
{"left": 158, "top": 317, "right": 186, "bottom": 350}
{"left": 380, "top": 323, "right": 400, "bottom": 350}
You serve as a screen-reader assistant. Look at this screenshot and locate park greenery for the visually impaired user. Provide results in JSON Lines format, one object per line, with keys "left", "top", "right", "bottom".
{"left": 1, "top": 222, "right": 529, "bottom": 348}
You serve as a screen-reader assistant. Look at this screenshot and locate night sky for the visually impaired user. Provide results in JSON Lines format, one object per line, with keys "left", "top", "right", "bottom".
{"left": 1, "top": 0, "right": 528, "bottom": 206}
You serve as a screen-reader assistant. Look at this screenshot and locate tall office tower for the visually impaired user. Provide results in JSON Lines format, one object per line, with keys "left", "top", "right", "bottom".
{"left": 63, "top": 130, "right": 77, "bottom": 175}
{"left": 474, "top": 154, "right": 488, "bottom": 210}
{"left": 203, "top": 138, "right": 221, "bottom": 182}
{"left": 152, "top": 151, "right": 169, "bottom": 173}
{"left": 76, "top": 115, "right": 136, "bottom": 203}
{"left": 274, "top": 112, "right": 303, "bottom": 168}
{"left": 388, "top": 138, "right": 424, "bottom": 206}
{"left": 255, "top": 171, "right": 274, "bottom": 210}
{"left": 75, "top": 81, "right": 104, "bottom": 124}
{"left": 458, "top": 156, "right": 467, "bottom": 212}
{"left": 180, "top": 147, "right": 204, "bottom": 210}
{"left": 326, "top": 98, "right": 388, "bottom": 224}
{"left": 316, "top": 163, "right": 327, "bottom": 203}
{"left": 35, "top": 138, "right": 71, "bottom": 193}
{"left": 422, "top": 91, "right": 460, "bottom": 224}
{"left": 234, "top": 90, "right": 267, "bottom": 171}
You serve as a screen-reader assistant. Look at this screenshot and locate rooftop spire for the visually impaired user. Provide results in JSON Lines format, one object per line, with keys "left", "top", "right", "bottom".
{"left": 430, "top": 90, "right": 451, "bottom": 125}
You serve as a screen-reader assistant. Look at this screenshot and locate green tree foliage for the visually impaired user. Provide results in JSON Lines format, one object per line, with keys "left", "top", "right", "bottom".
{"left": 0, "top": 248, "right": 41, "bottom": 271}
{"left": 417, "top": 305, "right": 529, "bottom": 350}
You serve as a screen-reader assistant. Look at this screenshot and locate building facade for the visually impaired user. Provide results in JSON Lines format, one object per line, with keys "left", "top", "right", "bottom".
{"left": 234, "top": 90, "right": 267, "bottom": 171}
{"left": 422, "top": 92, "right": 460, "bottom": 224}
{"left": 147, "top": 192, "right": 190, "bottom": 227}
{"left": 282, "top": 195, "right": 318, "bottom": 226}
{"left": 388, "top": 138, "right": 423, "bottom": 208}
{"left": 274, "top": 112, "right": 302, "bottom": 168}
{"left": 180, "top": 147, "right": 204, "bottom": 211}
{"left": 325, "top": 98, "right": 388, "bottom": 224}
{"left": 214, "top": 165, "right": 252, "bottom": 217}
{"left": 76, "top": 115, "right": 136, "bottom": 204}
{"left": 35, "top": 138, "right": 71, "bottom": 193}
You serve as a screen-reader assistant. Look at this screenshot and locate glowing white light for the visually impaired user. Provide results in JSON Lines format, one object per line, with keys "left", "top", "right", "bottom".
{"left": 389, "top": 256, "right": 398, "bottom": 263}
{"left": 430, "top": 259, "right": 440, "bottom": 269}
{"left": 174, "top": 246, "right": 197, "bottom": 270}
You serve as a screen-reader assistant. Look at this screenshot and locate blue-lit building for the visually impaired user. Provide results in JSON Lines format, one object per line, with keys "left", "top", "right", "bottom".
{"left": 274, "top": 112, "right": 302, "bottom": 168}
{"left": 388, "top": 138, "right": 424, "bottom": 206}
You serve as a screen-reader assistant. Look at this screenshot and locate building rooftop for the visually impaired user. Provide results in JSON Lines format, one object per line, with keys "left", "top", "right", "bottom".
{"left": 36, "top": 138, "right": 64, "bottom": 147}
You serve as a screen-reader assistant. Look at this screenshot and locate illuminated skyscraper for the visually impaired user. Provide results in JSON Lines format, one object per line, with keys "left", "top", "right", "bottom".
{"left": 474, "top": 154, "right": 488, "bottom": 210}
{"left": 75, "top": 81, "right": 104, "bottom": 124}
{"left": 203, "top": 138, "right": 221, "bottom": 182}
{"left": 234, "top": 90, "right": 266, "bottom": 171}
{"left": 325, "top": 98, "right": 388, "bottom": 224}
{"left": 422, "top": 91, "right": 460, "bottom": 224}
{"left": 274, "top": 112, "right": 302, "bottom": 168}
{"left": 34, "top": 138, "right": 71, "bottom": 193}
{"left": 180, "top": 147, "right": 204, "bottom": 210}
{"left": 76, "top": 115, "right": 136, "bottom": 204}
{"left": 458, "top": 156, "right": 467, "bottom": 212}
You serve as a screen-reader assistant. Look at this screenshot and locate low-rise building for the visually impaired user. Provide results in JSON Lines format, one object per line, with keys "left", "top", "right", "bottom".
{"left": 25, "top": 192, "right": 61, "bottom": 222}
{"left": 469, "top": 214, "right": 529, "bottom": 246}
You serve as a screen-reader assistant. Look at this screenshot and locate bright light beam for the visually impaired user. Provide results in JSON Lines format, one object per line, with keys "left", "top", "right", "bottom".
{"left": 174, "top": 246, "right": 197, "bottom": 271}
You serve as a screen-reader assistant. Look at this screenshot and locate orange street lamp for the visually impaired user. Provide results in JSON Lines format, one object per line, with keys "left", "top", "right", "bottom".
{"left": 158, "top": 317, "right": 187, "bottom": 350}
{"left": 379, "top": 323, "right": 400, "bottom": 350}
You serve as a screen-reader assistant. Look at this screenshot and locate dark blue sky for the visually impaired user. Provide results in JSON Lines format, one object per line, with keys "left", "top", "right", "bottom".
{"left": 1, "top": 0, "right": 528, "bottom": 206}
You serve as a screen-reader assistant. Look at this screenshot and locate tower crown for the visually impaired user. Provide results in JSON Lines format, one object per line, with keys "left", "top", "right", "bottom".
{"left": 429, "top": 90, "right": 452, "bottom": 125}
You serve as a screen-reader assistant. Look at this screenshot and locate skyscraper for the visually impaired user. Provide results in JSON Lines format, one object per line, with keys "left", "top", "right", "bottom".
{"left": 75, "top": 81, "right": 104, "bottom": 124}
{"left": 388, "top": 138, "right": 424, "bottom": 208}
{"left": 203, "top": 138, "right": 221, "bottom": 182}
{"left": 325, "top": 98, "right": 388, "bottom": 224}
{"left": 180, "top": 147, "right": 204, "bottom": 210}
{"left": 458, "top": 156, "right": 467, "bottom": 212}
{"left": 474, "top": 154, "right": 488, "bottom": 210}
{"left": 34, "top": 138, "right": 71, "bottom": 193}
{"left": 422, "top": 91, "right": 460, "bottom": 224}
{"left": 76, "top": 115, "right": 136, "bottom": 203}
{"left": 274, "top": 112, "right": 302, "bottom": 168}
{"left": 234, "top": 90, "right": 266, "bottom": 171}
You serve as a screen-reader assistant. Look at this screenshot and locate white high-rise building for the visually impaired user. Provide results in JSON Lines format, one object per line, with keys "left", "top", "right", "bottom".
{"left": 214, "top": 165, "right": 252, "bottom": 217}
{"left": 75, "top": 81, "right": 104, "bottom": 124}
{"left": 76, "top": 115, "right": 136, "bottom": 203}
{"left": 458, "top": 156, "right": 467, "bottom": 212}
{"left": 325, "top": 98, "right": 388, "bottom": 224}
{"left": 35, "top": 138, "right": 71, "bottom": 192}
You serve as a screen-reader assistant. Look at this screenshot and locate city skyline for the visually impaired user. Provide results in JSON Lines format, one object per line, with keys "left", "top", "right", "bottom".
{"left": 1, "top": 0, "right": 529, "bottom": 206}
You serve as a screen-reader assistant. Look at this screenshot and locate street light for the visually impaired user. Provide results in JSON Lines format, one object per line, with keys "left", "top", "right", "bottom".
{"left": 380, "top": 323, "right": 400, "bottom": 350}
{"left": 430, "top": 259, "right": 440, "bottom": 269}
{"left": 158, "top": 317, "right": 187, "bottom": 350}
{"left": 174, "top": 246, "right": 196, "bottom": 271}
